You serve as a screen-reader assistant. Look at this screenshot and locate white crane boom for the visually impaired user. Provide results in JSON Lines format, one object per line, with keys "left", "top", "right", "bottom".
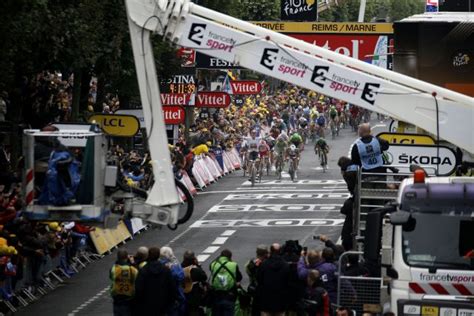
{"left": 125, "top": 0, "right": 474, "bottom": 218}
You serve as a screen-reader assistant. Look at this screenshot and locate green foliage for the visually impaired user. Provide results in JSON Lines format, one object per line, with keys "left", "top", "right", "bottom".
{"left": 237, "top": 0, "right": 281, "bottom": 21}
{"left": 0, "top": 0, "right": 180, "bottom": 121}
{"left": 318, "top": 0, "right": 424, "bottom": 22}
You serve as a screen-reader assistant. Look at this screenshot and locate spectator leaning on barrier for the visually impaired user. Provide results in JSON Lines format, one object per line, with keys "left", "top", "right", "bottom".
{"left": 109, "top": 249, "right": 138, "bottom": 316}
{"left": 135, "top": 247, "right": 177, "bottom": 316}
{"left": 209, "top": 249, "right": 242, "bottom": 316}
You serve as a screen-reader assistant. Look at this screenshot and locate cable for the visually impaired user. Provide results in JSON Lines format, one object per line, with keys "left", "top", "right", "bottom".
{"left": 433, "top": 92, "right": 440, "bottom": 176}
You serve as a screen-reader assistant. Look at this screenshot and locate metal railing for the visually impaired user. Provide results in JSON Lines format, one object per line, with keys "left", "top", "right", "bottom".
{"left": 336, "top": 251, "right": 383, "bottom": 314}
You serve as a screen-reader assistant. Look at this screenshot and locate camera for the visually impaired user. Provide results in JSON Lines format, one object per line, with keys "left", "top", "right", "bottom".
{"left": 312, "top": 235, "right": 320, "bottom": 240}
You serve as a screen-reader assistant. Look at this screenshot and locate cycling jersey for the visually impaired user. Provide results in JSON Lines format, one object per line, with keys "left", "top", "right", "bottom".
{"left": 274, "top": 141, "right": 287, "bottom": 155}
{"left": 329, "top": 107, "right": 337, "bottom": 118}
{"left": 245, "top": 137, "right": 261, "bottom": 152}
{"left": 290, "top": 134, "right": 303, "bottom": 146}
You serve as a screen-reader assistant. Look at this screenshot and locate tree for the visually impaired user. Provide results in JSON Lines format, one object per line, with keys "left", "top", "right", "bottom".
{"left": 0, "top": 0, "right": 181, "bottom": 125}
{"left": 237, "top": 0, "right": 280, "bottom": 21}
{"left": 318, "top": 0, "right": 424, "bottom": 22}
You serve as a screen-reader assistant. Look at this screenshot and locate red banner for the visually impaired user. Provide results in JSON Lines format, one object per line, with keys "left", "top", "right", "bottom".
{"left": 195, "top": 92, "right": 231, "bottom": 108}
{"left": 289, "top": 34, "right": 391, "bottom": 68}
{"left": 160, "top": 93, "right": 191, "bottom": 106}
{"left": 230, "top": 81, "right": 262, "bottom": 95}
{"left": 163, "top": 106, "right": 185, "bottom": 125}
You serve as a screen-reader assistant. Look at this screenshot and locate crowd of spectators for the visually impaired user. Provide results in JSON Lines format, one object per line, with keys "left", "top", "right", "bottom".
{"left": 109, "top": 236, "right": 391, "bottom": 316}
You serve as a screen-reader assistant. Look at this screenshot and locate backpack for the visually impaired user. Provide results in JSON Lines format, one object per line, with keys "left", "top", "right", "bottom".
{"left": 317, "top": 116, "right": 326, "bottom": 126}
{"left": 211, "top": 260, "right": 236, "bottom": 292}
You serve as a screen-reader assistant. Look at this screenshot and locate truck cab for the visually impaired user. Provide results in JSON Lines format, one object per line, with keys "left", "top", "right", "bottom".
{"left": 386, "top": 172, "right": 474, "bottom": 313}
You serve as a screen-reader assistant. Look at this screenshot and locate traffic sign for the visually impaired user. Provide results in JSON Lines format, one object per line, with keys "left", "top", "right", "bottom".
{"left": 89, "top": 114, "right": 140, "bottom": 137}
{"left": 163, "top": 106, "right": 185, "bottom": 125}
{"left": 377, "top": 132, "right": 435, "bottom": 145}
{"left": 195, "top": 91, "right": 231, "bottom": 108}
{"left": 384, "top": 144, "right": 457, "bottom": 176}
{"left": 230, "top": 81, "right": 262, "bottom": 95}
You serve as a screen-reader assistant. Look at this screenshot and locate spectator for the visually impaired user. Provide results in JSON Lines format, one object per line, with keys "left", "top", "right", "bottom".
{"left": 181, "top": 250, "right": 208, "bottom": 316}
{"left": 302, "top": 270, "right": 331, "bottom": 316}
{"left": 317, "top": 235, "right": 345, "bottom": 260}
{"left": 315, "top": 248, "right": 338, "bottom": 304}
{"left": 245, "top": 244, "right": 269, "bottom": 316}
{"left": 109, "top": 249, "right": 138, "bottom": 316}
{"left": 256, "top": 243, "right": 290, "bottom": 316}
{"left": 336, "top": 306, "right": 353, "bottom": 316}
{"left": 130, "top": 247, "right": 148, "bottom": 270}
{"left": 297, "top": 250, "right": 321, "bottom": 281}
{"left": 160, "top": 246, "right": 185, "bottom": 315}
{"left": 350, "top": 123, "right": 389, "bottom": 183}
{"left": 135, "top": 247, "right": 177, "bottom": 315}
{"left": 209, "top": 249, "right": 242, "bottom": 316}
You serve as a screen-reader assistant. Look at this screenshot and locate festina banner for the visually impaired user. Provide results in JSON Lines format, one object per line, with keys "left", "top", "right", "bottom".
{"left": 195, "top": 52, "right": 242, "bottom": 69}
{"left": 281, "top": 0, "right": 317, "bottom": 21}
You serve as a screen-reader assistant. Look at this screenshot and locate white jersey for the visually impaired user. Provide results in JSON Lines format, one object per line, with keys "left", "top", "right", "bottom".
{"left": 244, "top": 137, "right": 261, "bottom": 152}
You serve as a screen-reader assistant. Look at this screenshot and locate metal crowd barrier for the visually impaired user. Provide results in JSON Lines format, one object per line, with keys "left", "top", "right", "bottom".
{"left": 336, "top": 251, "right": 383, "bottom": 314}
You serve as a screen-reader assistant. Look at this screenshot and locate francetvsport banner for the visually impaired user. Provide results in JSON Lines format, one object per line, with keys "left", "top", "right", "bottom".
{"left": 175, "top": 14, "right": 473, "bottom": 154}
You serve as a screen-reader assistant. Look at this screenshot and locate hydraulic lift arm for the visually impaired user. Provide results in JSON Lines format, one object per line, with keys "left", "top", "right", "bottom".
{"left": 125, "top": 0, "right": 474, "bottom": 222}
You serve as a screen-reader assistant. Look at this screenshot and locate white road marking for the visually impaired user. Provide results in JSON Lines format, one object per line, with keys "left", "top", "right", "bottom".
{"left": 221, "top": 230, "right": 236, "bottom": 236}
{"left": 207, "top": 204, "right": 342, "bottom": 212}
{"left": 199, "top": 189, "right": 347, "bottom": 194}
{"left": 68, "top": 285, "right": 109, "bottom": 315}
{"left": 212, "top": 237, "right": 229, "bottom": 245}
{"left": 237, "top": 186, "right": 297, "bottom": 190}
{"left": 197, "top": 254, "right": 210, "bottom": 262}
{"left": 191, "top": 218, "right": 344, "bottom": 228}
{"left": 202, "top": 246, "right": 220, "bottom": 253}
{"left": 224, "top": 193, "right": 350, "bottom": 200}
{"left": 241, "top": 180, "right": 345, "bottom": 186}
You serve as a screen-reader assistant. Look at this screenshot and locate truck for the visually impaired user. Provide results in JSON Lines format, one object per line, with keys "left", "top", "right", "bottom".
{"left": 21, "top": 0, "right": 474, "bottom": 311}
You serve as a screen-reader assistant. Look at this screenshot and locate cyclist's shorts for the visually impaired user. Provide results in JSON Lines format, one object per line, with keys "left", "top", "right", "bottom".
{"left": 290, "top": 140, "right": 301, "bottom": 148}
{"left": 259, "top": 150, "right": 269, "bottom": 157}
{"left": 248, "top": 151, "right": 259, "bottom": 161}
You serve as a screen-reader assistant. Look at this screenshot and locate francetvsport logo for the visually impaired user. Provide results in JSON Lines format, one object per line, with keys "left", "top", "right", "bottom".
{"left": 418, "top": 272, "right": 474, "bottom": 283}
{"left": 188, "top": 23, "right": 236, "bottom": 53}
{"left": 361, "top": 82, "right": 380, "bottom": 105}
{"left": 260, "top": 47, "right": 307, "bottom": 78}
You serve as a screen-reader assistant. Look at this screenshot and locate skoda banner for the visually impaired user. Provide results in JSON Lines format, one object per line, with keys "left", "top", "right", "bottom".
{"left": 384, "top": 144, "right": 457, "bottom": 176}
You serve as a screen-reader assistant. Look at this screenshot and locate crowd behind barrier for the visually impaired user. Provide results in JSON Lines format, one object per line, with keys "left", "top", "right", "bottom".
{"left": 0, "top": 83, "right": 378, "bottom": 313}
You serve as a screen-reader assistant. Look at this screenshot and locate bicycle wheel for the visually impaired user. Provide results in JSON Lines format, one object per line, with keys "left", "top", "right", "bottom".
{"left": 175, "top": 179, "right": 194, "bottom": 225}
{"left": 251, "top": 164, "right": 256, "bottom": 187}
{"left": 289, "top": 160, "right": 295, "bottom": 182}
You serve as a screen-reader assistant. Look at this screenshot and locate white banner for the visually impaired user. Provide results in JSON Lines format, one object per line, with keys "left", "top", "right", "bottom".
{"left": 385, "top": 144, "right": 457, "bottom": 176}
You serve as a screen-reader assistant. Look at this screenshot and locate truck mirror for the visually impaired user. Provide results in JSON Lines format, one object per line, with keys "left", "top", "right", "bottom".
{"left": 390, "top": 211, "right": 411, "bottom": 225}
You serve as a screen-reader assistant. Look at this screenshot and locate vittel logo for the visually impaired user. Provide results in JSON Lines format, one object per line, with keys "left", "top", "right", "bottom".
{"left": 313, "top": 39, "right": 361, "bottom": 59}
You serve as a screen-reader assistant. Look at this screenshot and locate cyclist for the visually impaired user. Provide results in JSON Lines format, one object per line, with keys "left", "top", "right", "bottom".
{"left": 285, "top": 144, "right": 300, "bottom": 176}
{"left": 258, "top": 139, "right": 271, "bottom": 176}
{"left": 328, "top": 104, "right": 339, "bottom": 137}
{"left": 288, "top": 131, "right": 303, "bottom": 170}
{"left": 244, "top": 129, "right": 260, "bottom": 165}
{"left": 274, "top": 134, "right": 288, "bottom": 174}
{"left": 314, "top": 137, "right": 329, "bottom": 169}
{"left": 316, "top": 112, "right": 326, "bottom": 138}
